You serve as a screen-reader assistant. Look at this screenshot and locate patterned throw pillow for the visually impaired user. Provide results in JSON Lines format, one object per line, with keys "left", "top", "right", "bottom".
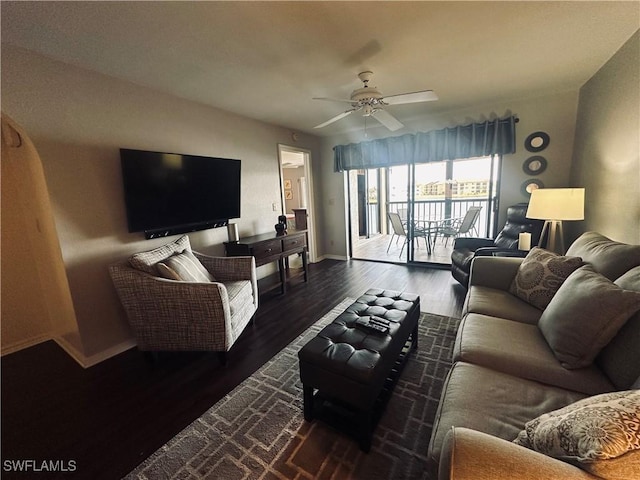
{"left": 157, "top": 251, "right": 214, "bottom": 283}
{"left": 509, "top": 247, "right": 583, "bottom": 310}
{"left": 514, "top": 390, "right": 640, "bottom": 477}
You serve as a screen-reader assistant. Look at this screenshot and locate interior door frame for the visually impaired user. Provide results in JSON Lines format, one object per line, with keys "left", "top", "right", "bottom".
{"left": 277, "top": 144, "right": 317, "bottom": 263}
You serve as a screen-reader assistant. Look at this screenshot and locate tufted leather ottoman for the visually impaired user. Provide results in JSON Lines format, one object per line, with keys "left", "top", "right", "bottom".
{"left": 298, "top": 288, "right": 420, "bottom": 451}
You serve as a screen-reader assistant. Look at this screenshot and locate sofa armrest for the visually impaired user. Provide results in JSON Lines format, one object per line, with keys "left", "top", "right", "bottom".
{"left": 468, "top": 256, "right": 523, "bottom": 291}
{"left": 441, "top": 427, "right": 597, "bottom": 480}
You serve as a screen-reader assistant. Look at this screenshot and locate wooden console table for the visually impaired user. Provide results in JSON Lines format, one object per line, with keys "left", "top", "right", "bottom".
{"left": 224, "top": 230, "right": 308, "bottom": 294}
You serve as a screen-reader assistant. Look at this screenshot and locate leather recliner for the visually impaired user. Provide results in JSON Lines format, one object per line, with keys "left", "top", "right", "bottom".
{"left": 451, "top": 203, "right": 544, "bottom": 288}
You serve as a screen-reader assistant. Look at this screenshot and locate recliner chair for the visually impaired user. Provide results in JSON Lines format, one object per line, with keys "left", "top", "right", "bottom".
{"left": 450, "top": 203, "right": 544, "bottom": 288}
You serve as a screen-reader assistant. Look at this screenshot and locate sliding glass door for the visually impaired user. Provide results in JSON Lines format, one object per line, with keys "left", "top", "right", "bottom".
{"left": 349, "top": 155, "right": 500, "bottom": 265}
{"left": 409, "top": 156, "right": 500, "bottom": 264}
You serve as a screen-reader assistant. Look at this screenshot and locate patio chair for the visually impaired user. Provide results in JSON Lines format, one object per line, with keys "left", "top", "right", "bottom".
{"left": 434, "top": 206, "right": 482, "bottom": 246}
{"left": 387, "top": 212, "right": 429, "bottom": 257}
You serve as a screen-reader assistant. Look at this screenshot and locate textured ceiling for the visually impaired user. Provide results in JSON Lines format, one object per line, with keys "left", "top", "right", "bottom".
{"left": 2, "top": 1, "right": 639, "bottom": 136}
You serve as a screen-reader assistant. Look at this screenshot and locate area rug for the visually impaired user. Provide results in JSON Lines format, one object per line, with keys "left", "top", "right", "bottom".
{"left": 125, "top": 298, "right": 460, "bottom": 480}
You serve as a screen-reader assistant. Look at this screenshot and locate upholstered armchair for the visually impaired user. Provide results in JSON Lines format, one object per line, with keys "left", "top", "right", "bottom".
{"left": 450, "top": 203, "right": 544, "bottom": 288}
{"left": 109, "top": 235, "right": 258, "bottom": 364}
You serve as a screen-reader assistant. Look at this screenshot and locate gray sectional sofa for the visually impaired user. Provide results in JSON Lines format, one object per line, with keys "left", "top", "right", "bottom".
{"left": 428, "top": 232, "right": 640, "bottom": 479}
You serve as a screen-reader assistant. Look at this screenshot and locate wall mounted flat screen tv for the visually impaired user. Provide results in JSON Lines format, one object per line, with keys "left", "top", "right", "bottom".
{"left": 120, "top": 149, "right": 241, "bottom": 238}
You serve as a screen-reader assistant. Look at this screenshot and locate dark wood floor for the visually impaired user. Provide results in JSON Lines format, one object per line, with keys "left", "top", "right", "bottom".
{"left": 1, "top": 259, "right": 466, "bottom": 480}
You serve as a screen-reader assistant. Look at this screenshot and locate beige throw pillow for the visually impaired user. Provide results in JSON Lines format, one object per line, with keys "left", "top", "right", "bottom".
{"left": 509, "top": 247, "right": 583, "bottom": 310}
{"left": 514, "top": 390, "right": 640, "bottom": 479}
{"left": 538, "top": 266, "right": 640, "bottom": 369}
{"left": 157, "top": 251, "right": 214, "bottom": 283}
{"left": 129, "top": 235, "right": 191, "bottom": 275}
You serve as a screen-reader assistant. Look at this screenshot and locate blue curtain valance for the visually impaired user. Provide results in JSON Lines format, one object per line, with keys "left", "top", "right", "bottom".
{"left": 334, "top": 116, "right": 517, "bottom": 172}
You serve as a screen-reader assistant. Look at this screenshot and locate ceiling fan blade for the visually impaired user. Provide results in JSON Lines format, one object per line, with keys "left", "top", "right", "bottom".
{"left": 312, "top": 97, "right": 355, "bottom": 104}
{"left": 314, "top": 109, "right": 356, "bottom": 129}
{"left": 383, "top": 90, "right": 438, "bottom": 105}
{"left": 372, "top": 109, "right": 404, "bottom": 131}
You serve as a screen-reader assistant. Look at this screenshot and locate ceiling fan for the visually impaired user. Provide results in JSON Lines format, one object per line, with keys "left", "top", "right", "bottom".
{"left": 313, "top": 71, "right": 438, "bottom": 131}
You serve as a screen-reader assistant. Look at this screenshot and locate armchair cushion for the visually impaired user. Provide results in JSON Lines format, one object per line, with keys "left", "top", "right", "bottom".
{"left": 157, "top": 251, "right": 215, "bottom": 282}
{"left": 508, "top": 247, "right": 583, "bottom": 310}
{"left": 129, "top": 234, "right": 191, "bottom": 275}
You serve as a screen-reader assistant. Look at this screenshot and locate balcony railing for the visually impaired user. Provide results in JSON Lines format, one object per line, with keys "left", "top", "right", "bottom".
{"left": 366, "top": 197, "right": 492, "bottom": 239}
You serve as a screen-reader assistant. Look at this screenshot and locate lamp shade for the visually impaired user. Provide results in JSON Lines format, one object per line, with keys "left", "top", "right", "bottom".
{"left": 526, "top": 188, "right": 585, "bottom": 221}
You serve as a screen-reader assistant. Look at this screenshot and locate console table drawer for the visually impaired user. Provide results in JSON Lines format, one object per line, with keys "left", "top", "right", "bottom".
{"left": 225, "top": 230, "right": 308, "bottom": 295}
{"left": 283, "top": 235, "right": 306, "bottom": 252}
{"left": 253, "top": 239, "right": 283, "bottom": 260}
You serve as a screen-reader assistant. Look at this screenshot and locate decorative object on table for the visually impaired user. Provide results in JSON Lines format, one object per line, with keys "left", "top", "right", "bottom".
{"left": 226, "top": 222, "right": 239, "bottom": 242}
{"left": 518, "top": 232, "right": 532, "bottom": 251}
{"left": 526, "top": 188, "right": 585, "bottom": 254}
{"left": 522, "top": 155, "right": 547, "bottom": 175}
{"left": 275, "top": 215, "right": 288, "bottom": 235}
{"left": 520, "top": 178, "right": 544, "bottom": 197}
{"left": 524, "top": 131, "right": 550, "bottom": 152}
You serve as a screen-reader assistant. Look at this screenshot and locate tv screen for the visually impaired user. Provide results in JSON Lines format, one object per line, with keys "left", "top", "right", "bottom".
{"left": 120, "top": 149, "right": 241, "bottom": 237}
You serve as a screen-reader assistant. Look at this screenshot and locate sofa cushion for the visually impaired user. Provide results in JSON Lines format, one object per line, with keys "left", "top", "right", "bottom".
{"left": 464, "top": 286, "right": 542, "bottom": 325}
{"left": 514, "top": 390, "right": 640, "bottom": 479}
{"left": 566, "top": 231, "right": 640, "bottom": 281}
{"left": 129, "top": 235, "right": 191, "bottom": 275}
{"left": 508, "top": 247, "right": 583, "bottom": 310}
{"left": 596, "top": 266, "right": 640, "bottom": 390}
{"left": 454, "top": 314, "right": 614, "bottom": 395}
{"left": 538, "top": 266, "right": 640, "bottom": 369}
{"left": 428, "top": 361, "right": 586, "bottom": 463}
{"left": 157, "top": 251, "right": 215, "bottom": 283}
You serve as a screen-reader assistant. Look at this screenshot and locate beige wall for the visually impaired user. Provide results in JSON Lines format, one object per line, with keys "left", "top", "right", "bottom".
{"left": 1, "top": 46, "right": 321, "bottom": 364}
{"left": 1, "top": 114, "right": 79, "bottom": 356}
{"left": 569, "top": 30, "right": 640, "bottom": 245}
{"left": 317, "top": 90, "right": 580, "bottom": 258}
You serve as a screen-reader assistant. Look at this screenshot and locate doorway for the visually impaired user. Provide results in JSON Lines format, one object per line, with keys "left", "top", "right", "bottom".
{"left": 277, "top": 144, "right": 316, "bottom": 263}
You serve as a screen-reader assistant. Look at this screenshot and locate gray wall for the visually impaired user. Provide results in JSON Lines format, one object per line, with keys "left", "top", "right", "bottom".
{"left": 569, "top": 30, "right": 640, "bottom": 244}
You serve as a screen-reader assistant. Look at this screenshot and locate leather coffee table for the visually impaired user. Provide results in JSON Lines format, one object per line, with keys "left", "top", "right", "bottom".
{"left": 298, "top": 288, "right": 420, "bottom": 451}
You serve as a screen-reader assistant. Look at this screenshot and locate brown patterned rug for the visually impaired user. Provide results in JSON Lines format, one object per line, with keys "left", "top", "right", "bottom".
{"left": 125, "top": 298, "right": 460, "bottom": 480}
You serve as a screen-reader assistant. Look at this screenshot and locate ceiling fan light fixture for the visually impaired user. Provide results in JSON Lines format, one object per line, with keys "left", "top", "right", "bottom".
{"left": 312, "top": 71, "right": 437, "bottom": 130}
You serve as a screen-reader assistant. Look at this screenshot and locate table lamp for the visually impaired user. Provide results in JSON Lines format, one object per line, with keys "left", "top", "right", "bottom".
{"left": 526, "top": 188, "right": 585, "bottom": 254}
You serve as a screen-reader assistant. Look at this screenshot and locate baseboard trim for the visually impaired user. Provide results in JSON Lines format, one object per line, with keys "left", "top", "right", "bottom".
{"left": 1, "top": 334, "right": 51, "bottom": 356}
{"left": 317, "top": 254, "right": 348, "bottom": 261}
{"left": 54, "top": 336, "right": 137, "bottom": 369}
